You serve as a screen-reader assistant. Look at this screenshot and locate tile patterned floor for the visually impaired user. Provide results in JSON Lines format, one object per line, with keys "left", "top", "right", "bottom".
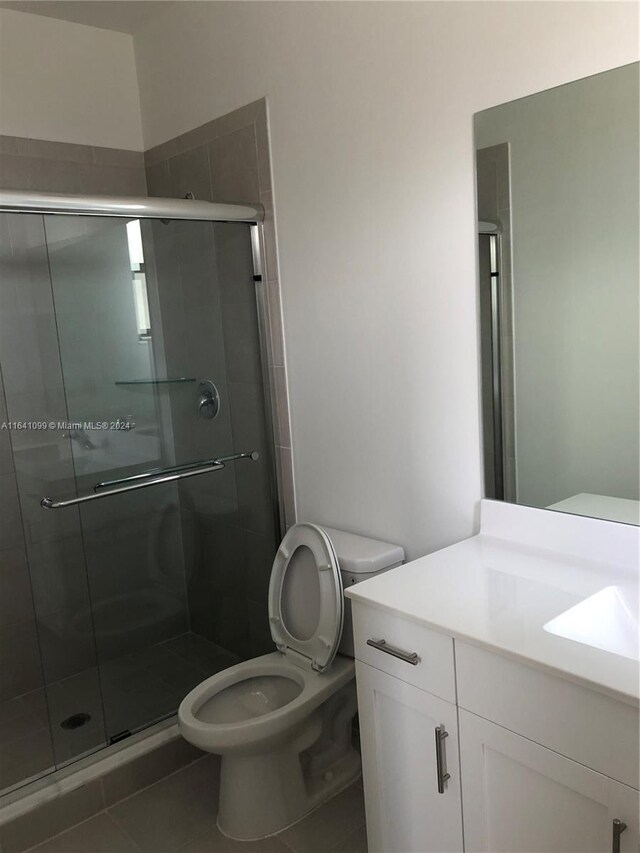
{"left": 25, "top": 758, "right": 368, "bottom": 853}
{"left": 0, "top": 634, "right": 239, "bottom": 796}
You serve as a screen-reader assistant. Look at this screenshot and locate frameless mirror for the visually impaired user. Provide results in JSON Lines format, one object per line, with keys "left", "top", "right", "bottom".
{"left": 475, "top": 63, "right": 639, "bottom": 525}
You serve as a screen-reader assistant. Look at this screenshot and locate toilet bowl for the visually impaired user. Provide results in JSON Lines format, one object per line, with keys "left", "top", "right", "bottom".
{"left": 178, "top": 652, "right": 354, "bottom": 754}
{"left": 179, "top": 522, "right": 404, "bottom": 840}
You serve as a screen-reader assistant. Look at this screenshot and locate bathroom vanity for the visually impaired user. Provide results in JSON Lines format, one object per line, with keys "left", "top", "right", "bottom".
{"left": 346, "top": 500, "right": 639, "bottom": 853}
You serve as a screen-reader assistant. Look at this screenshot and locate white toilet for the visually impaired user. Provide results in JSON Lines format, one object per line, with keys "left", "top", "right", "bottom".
{"left": 178, "top": 522, "right": 404, "bottom": 840}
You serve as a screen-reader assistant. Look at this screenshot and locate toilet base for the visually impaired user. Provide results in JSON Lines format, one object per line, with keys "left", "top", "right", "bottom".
{"left": 217, "top": 747, "right": 361, "bottom": 841}
{"left": 216, "top": 683, "right": 360, "bottom": 841}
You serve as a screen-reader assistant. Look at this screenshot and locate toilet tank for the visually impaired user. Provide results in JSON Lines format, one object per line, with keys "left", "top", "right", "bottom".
{"left": 321, "top": 526, "right": 404, "bottom": 658}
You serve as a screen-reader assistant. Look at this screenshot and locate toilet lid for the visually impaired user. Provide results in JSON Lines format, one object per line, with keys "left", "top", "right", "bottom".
{"left": 268, "top": 522, "right": 343, "bottom": 672}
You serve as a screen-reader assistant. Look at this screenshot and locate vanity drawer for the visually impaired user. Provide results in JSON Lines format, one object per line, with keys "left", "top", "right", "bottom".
{"left": 456, "top": 641, "right": 640, "bottom": 790}
{"left": 351, "top": 602, "right": 456, "bottom": 703}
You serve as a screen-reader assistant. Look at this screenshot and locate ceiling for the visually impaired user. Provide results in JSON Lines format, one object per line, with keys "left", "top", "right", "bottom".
{"left": 0, "top": 1, "right": 174, "bottom": 34}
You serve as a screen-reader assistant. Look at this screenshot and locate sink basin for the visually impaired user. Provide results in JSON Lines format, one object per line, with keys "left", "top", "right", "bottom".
{"left": 544, "top": 585, "right": 639, "bottom": 661}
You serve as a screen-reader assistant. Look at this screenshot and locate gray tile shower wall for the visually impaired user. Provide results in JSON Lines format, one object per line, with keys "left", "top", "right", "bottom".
{"left": 144, "top": 98, "right": 294, "bottom": 532}
{"left": 0, "top": 137, "right": 147, "bottom": 196}
{"left": 145, "top": 98, "right": 295, "bottom": 657}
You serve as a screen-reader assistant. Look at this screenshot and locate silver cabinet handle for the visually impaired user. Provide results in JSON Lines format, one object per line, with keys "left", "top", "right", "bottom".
{"left": 612, "top": 819, "right": 627, "bottom": 853}
{"left": 434, "top": 725, "right": 451, "bottom": 794}
{"left": 366, "top": 638, "right": 420, "bottom": 666}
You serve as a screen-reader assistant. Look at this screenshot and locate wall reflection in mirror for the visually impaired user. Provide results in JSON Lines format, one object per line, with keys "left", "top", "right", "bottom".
{"left": 475, "top": 62, "right": 639, "bottom": 525}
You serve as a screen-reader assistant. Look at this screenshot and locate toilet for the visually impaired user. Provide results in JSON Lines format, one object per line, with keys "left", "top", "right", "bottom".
{"left": 178, "top": 522, "right": 404, "bottom": 840}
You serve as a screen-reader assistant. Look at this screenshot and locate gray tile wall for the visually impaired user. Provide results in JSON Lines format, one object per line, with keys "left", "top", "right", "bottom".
{"left": 145, "top": 99, "right": 295, "bottom": 657}
{"left": 144, "top": 98, "right": 295, "bottom": 532}
{"left": 0, "top": 137, "right": 147, "bottom": 196}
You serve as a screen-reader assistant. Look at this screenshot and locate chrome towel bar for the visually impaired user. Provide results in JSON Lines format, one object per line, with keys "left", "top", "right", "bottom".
{"left": 40, "top": 450, "right": 259, "bottom": 509}
{"left": 93, "top": 451, "right": 259, "bottom": 491}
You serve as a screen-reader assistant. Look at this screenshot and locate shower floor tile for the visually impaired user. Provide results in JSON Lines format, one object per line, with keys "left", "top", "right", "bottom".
{"left": 101, "top": 633, "right": 241, "bottom": 738}
{"left": 48, "top": 669, "right": 107, "bottom": 765}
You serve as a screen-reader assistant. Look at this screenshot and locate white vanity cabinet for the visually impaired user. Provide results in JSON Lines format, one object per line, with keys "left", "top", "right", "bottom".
{"left": 347, "top": 501, "right": 640, "bottom": 853}
{"left": 355, "top": 662, "right": 463, "bottom": 853}
{"left": 352, "top": 604, "right": 464, "bottom": 853}
{"left": 352, "top": 602, "right": 639, "bottom": 853}
{"left": 459, "top": 710, "right": 639, "bottom": 853}
{"left": 455, "top": 642, "right": 640, "bottom": 853}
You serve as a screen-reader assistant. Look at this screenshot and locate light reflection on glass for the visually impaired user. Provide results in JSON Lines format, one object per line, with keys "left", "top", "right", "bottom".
{"left": 126, "top": 219, "right": 151, "bottom": 340}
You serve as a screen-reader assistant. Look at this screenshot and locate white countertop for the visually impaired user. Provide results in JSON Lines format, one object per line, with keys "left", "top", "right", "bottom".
{"left": 346, "top": 503, "right": 639, "bottom": 706}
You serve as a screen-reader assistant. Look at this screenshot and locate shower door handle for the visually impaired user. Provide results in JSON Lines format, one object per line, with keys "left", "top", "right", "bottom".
{"left": 41, "top": 461, "right": 225, "bottom": 508}
{"left": 41, "top": 450, "right": 259, "bottom": 509}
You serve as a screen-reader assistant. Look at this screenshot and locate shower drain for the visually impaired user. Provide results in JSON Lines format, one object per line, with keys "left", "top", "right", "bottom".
{"left": 60, "top": 712, "right": 91, "bottom": 730}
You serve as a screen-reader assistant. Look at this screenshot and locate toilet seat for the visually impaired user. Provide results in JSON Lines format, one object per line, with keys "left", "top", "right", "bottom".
{"left": 268, "top": 522, "right": 343, "bottom": 672}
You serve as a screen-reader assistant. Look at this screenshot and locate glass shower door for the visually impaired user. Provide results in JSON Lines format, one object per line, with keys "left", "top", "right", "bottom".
{"left": 0, "top": 210, "right": 106, "bottom": 787}
{"left": 43, "top": 214, "right": 279, "bottom": 745}
{"left": 0, "top": 210, "right": 279, "bottom": 791}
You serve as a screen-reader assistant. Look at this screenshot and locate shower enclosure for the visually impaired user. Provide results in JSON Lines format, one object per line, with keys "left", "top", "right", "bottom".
{"left": 0, "top": 192, "right": 280, "bottom": 795}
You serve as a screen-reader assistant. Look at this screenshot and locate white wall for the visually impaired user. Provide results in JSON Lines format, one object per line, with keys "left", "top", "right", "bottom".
{"left": 133, "top": 1, "right": 638, "bottom": 558}
{"left": 0, "top": 8, "right": 144, "bottom": 150}
{"left": 476, "top": 64, "right": 639, "bottom": 509}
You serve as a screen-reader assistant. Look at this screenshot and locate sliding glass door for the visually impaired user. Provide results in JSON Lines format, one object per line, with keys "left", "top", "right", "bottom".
{"left": 0, "top": 212, "right": 279, "bottom": 793}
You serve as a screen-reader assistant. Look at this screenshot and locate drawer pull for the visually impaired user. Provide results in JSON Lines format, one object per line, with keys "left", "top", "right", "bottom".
{"left": 366, "top": 638, "right": 420, "bottom": 665}
{"left": 612, "top": 819, "right": 627, "bottom": 853}
{"left": 435, "top": 725, "right": 451, "bottom": 794}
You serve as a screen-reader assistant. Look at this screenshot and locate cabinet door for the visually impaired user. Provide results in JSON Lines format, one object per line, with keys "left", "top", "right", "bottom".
{"left": 355, "top": 660, "right": 463, "bottom": 853}
{"left": 459, "top": 709, "right": 640, "bottom": 853}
